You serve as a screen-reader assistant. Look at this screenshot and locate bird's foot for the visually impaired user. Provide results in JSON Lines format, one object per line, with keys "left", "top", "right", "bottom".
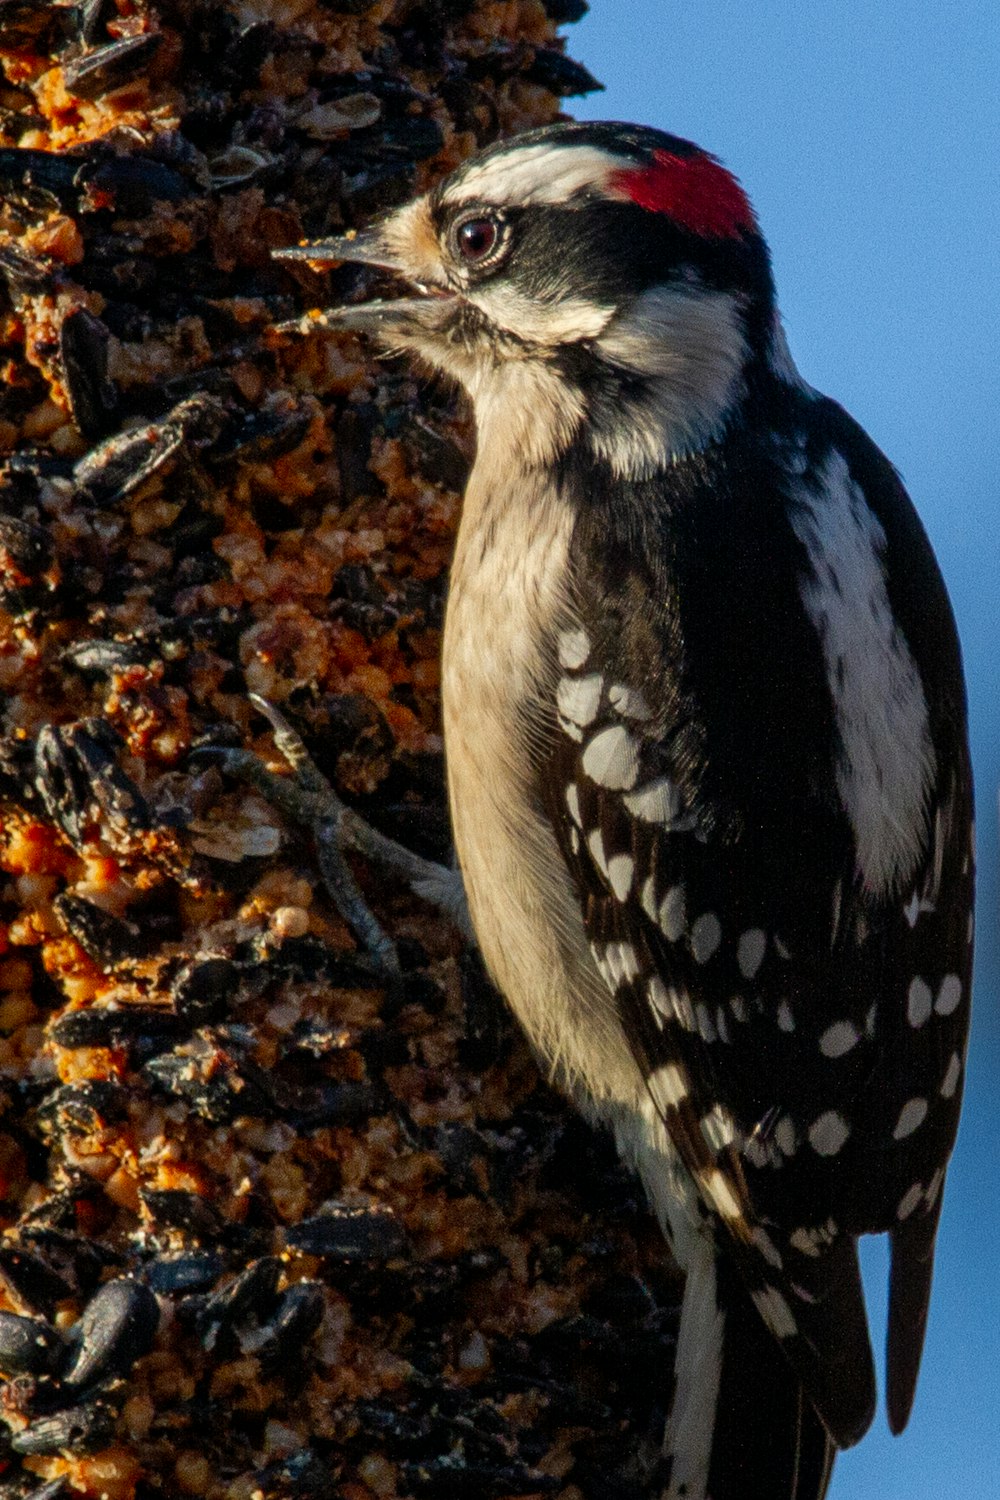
{"left": 202, "top": 696, "right": 467, "bottom": 983}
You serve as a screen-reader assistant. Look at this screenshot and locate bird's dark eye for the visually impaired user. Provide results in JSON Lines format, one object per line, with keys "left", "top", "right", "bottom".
{"left": 454, "top": 215, "right": 501, "bottom": 265}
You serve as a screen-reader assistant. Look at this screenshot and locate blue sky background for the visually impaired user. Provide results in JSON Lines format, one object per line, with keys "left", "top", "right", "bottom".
{"left": 567, "top": 5, "right": 1000, "bottom": 1496}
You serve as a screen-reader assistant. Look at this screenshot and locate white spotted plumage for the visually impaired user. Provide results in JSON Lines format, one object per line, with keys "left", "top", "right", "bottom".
{"left": 690, "top": 912, "right": 722, "bottom": 964}
{"left": 940, "top": 1052, "right": 962, "bottom": 1099}
{"left": 808, "top": 1112, "right": 851, "bottom": 1157}
{"left": 556, "top": 672, "right": 603, "bottom": 727}
{"left": 302, "top": 117, "right": 973, "bottom": 1500}
{"left": 581, "top": 723, "right": 639, "bottom": 790}
{"left": 906, "top": 976, "right": 933, "bottom": 1028}
{"left": 893, "top": 1098, "right": 929, "bottom": 1140}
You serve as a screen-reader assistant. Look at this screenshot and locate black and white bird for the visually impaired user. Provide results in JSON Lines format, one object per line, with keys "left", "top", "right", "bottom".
{"left": 275, "top": 122, "right": 974, "bottom": 1500}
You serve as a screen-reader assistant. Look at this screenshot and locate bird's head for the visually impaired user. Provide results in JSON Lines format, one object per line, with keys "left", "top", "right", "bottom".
{"left": 276, "top": 121, "right": 789, "bottom": 477}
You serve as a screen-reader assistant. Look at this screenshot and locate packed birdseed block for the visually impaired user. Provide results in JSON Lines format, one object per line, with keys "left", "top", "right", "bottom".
{"left": 0, "top": 3, "right": 677, "bottom": 1497}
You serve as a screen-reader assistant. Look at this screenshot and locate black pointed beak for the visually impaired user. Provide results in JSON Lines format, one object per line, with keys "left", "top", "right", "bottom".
{"left": 272, "top": 231, "right": 454, "bottom": 336}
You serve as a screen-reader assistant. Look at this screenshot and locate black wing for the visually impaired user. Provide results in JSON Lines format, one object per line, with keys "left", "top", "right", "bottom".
{"left": 540, "top": 408, "right": 973, "bottom": 1442}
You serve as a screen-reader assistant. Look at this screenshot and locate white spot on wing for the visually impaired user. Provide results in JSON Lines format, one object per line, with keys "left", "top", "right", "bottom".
{"left": 689, "top": 1003, "right": 714, "bottom": 1043}
{"left": 744, "top": 1139, "right": 770, "bottom": 1170}
{"left": 557, "top": 627, "right": 591, "bottom": 669}
{"left": 690, "top": 912, "right": 721, "bottom": 964}
{"left": 609, "top": 682, "right": 653, "bottom": 720}
{"left": 564, "top": 782, "right": 582, "bottom": 827}
{"left": 819, "top": 1020, "right": 860, "bottom": 1058}
{"left": 623, "top": 776, "right": 689, "bottom": 825}
{"left": 650, "top": 1062, "right": 689, "bottom": 1107}
{"left": 940, "top": 1051, "right": 961, "bottom": 1099}
{"left": 700, "top": 1104, "right": 737, "bottom": 1152}
{"left": 924, "top": 1166, "right": 945, "bottom": 1210}
{"left": 701, "top": 1167, "right": 744, "bottom": 1222}
{"left": 586, "top": 826, "right": 609, "bottom": 878}
{"left": 896, "top": 1181, "right": 924, "bottom": 1221}
{"left": 647, "top": 976, "right": 671, "bottom": 1026}
{"left": 789, "top": 449, "right": 935, "bottom": 896}
{"left": 582, "top": 725, "right": 639, "bottom": 790}
{"left": 657, "top": 884, "right": 686, "bottom": 941}
{"left": 640, "top": 874, "right": 657, "bottom": 921}
{"left": 556, "top": 673, "right": 603, "bottom": 727}
{"left": 808, "top": 1111, "right": 850, "bottom": 1156}
{"left": 592, "top": 941, "right": 640, "bottom": 991}
{"left": 752, "top": 1226, "right": 784, "bottom": 1270}
{"left": 893, "top": 1097, "right": 928, "bottom": 1139}
{"left": 774, "top": 1117, "right": 798, "bottom": 1157}
{"left": 935, "top": 974, "right": 962, "bottom": 1016}
{"left": 674, "top": 990, "right": 697, "bottom": 1032}
{"left": 907, "top": 976, "right": 933, "bottom": 1028}
{"left": 607, "top": 852, "right": 635, "bottom": 900}
{"left": 776, "top": 1000, "right": 795, "bottom": 1033}
{"left": 737, "top": 928, "right": 766, "bottom": 979}
{"left": 647, "top": 976, "right": 696, "bottom": 1032}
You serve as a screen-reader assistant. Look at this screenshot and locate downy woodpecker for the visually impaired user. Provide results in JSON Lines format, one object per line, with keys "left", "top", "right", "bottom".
{"left": 275, "top": 121, "right": 973, "bottom": 1500}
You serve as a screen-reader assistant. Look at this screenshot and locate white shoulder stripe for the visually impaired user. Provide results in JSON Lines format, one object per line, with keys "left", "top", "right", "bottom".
{"left": 790, "top": 449, "right": 934, "bottom": 894}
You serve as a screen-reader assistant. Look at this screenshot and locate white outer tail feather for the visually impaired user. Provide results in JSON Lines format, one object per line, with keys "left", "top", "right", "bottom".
{"left": 663, "top": 1232, "right": 724, "bottom": 1500}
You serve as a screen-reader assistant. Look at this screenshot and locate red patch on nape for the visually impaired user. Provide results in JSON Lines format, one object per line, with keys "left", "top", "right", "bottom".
{"left": 610, "top": 148, "right": 756, "bottom": 239}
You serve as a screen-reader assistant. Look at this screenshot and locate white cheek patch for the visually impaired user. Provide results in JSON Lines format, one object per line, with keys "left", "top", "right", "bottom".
{"left": 591, "top": 284, "right": 748, "bottom": 474}
{"left": 597, "top": 284, "right": 745, "bottom": 383}
{"left": 468, "top": 281, "right": 614, "bottom": 347}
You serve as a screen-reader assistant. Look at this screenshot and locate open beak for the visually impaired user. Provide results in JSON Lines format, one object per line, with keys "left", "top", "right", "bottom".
{"left": 272, "top": 230, "right": 454, "bottom": 336}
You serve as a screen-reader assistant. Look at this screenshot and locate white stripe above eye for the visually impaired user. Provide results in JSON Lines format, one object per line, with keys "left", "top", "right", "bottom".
{"left": 441, "top": 142, "right": 632, "bottom": 211}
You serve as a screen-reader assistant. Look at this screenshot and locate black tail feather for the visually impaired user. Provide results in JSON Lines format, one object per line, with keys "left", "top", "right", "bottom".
{"left": 704, "top": 1256, "right": 837, "bottom": 1500}
{"left": 887, "top": 1200, "right": 942, "bottom": 1434}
